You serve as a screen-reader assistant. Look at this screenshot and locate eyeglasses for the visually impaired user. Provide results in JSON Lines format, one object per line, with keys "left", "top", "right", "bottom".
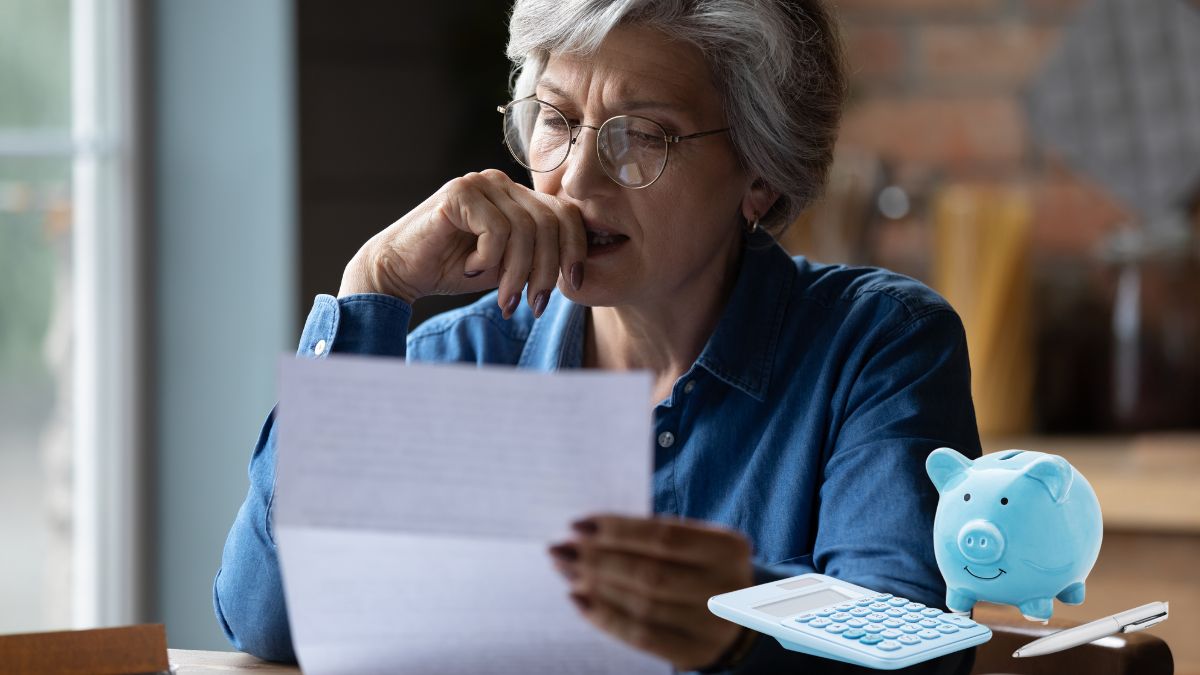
{"left": 497, "top": 96, "right": 730, "bottom": 189}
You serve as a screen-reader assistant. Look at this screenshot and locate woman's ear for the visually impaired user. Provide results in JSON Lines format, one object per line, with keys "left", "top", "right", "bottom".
{"left": 740, "top": 178, "right": 780, "bottom": 224}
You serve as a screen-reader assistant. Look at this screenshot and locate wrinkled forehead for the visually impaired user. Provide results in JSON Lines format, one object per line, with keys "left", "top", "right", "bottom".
{"left": 536, "top": 24, "right": 722, "bottom": 118}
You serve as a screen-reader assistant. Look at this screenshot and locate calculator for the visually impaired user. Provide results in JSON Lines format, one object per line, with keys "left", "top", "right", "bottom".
{"left": 707, "top": 573, "right": 991, "bottom": 670}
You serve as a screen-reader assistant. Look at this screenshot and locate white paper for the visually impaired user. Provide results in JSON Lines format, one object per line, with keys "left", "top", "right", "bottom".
{"left": 275, "top": 355, "right": 671, "bottom": 675}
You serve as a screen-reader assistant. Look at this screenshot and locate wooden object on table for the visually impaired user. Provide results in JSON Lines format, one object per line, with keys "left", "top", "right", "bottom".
{"left": 971, "top": 601, "right": 1173, "bottom": 675}
{"left": 169, "top": 649, "right": 299, "bottom": 674}
{"left": 0, "top": 624, "right": 168, "bottom": 675}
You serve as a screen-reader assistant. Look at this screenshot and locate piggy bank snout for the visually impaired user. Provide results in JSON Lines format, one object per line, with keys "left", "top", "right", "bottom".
{"left": 956, "top": 519, "right": 1005, "bottom": 565}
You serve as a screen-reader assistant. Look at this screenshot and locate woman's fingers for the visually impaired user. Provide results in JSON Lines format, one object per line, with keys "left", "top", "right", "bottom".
{"left": 443, "top": 174, "right": 510, "bottom": 275}
{"left": 509, "top": 189, "right": 565, "bottom": 318}
{"left": 538, "top": 193, "right": 586, "bottom": 292}
{"left": 440, "top": 170, "right": 585, "bottom": 317}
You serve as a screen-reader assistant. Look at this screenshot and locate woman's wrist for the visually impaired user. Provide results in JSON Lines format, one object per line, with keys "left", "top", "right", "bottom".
{"left": 338, "top": 243, "right": 419, "bottom": 304}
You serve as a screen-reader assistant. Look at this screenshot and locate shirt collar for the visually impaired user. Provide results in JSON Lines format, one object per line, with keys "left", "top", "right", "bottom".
{"left": 517, "top": 229, "right": 795, "bottom": 402}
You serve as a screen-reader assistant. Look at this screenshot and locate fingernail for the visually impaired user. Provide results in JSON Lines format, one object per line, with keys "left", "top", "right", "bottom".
{"left": 503, "top": 293, "right": 519, "bottom": 317}
{"left": 548, "top": 543, "right": 579, "bottom": 562}
{"left": 464, "top": 269, "right": 483, "bottom": 278}
{"left": 533, "top": 290, "right": 550, "bottom": 318}
{"left": 570, "top": 262, "right": 584, "bottom": 291}
{"left": 571, "top": 519, "right": 598, "bottom": 537}
{"left": 569, "top": 592, "right": 592, "bottom": 611}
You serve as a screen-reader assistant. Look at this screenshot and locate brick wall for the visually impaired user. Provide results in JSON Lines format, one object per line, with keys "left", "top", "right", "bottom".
{"left": 824, "top": 0, "right": 1200, "bottom": 434}
{"left": 834, "top": 0, "right": 1131, "bottom": 258}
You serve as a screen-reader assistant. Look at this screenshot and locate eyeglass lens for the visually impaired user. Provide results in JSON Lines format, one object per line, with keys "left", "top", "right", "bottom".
{"left": 502, "top": 99, "right": 668, "bottom": 188}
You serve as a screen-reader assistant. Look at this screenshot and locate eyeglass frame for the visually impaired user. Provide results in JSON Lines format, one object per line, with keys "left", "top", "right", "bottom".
{"left": 496, "top": 95, "right": 731, "bottom": 190}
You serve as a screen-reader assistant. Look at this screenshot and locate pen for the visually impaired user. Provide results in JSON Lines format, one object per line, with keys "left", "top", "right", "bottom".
{"left": 1013, "top": 601, "right": 1169, "bottom": 658}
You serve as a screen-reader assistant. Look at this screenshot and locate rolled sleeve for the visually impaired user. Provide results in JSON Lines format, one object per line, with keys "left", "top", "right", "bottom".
{"left": 297, "top": 293, "right": 412, "bottom": 359}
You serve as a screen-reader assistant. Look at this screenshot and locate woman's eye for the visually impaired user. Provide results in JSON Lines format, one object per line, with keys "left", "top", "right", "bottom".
{"left": 963, "top": 493, "right": 971, "bottom": 502}
{"left": 1000, "top": 497, "right": 1009, "bottom": 505}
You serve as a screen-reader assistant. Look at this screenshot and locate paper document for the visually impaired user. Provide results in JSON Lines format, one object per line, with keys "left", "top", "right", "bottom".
{"left": 275, "top": 355, "right": 671, "bottom": 675}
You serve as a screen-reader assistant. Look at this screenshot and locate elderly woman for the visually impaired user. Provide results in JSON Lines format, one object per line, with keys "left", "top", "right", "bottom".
{"left": 215, "top": 1, "right": 981, "bottom": 673}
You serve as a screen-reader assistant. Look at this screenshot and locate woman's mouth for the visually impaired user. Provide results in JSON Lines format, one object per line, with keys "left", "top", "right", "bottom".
{"left": 585, "top": 229, "right": 630, "bottom": 257}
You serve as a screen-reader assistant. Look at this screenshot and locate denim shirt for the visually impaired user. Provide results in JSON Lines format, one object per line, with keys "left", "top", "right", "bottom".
{"left": 214, "top": 231, "right": 982, "bottom": 674}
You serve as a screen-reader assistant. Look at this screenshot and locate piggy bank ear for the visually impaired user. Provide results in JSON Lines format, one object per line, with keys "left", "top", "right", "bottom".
{"left": 926, "top": 447, "right": 973, "bottom": 493}
{"left": 1023, "top": 455, "right": 1074, "bottom": 504}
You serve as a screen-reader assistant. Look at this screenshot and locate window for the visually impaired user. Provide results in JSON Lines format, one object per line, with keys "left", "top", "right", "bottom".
{"left": 0, "top": 0, "right": 143, "bottom": 631}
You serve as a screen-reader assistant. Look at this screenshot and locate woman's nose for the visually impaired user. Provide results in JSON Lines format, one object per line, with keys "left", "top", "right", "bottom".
{"left": 560, "top": 126, "right": 613, "bottom": 200}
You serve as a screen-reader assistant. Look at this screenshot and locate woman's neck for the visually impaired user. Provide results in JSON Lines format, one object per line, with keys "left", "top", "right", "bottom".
{"left": 583, "top": 237, "right": 744, "bottom": 403}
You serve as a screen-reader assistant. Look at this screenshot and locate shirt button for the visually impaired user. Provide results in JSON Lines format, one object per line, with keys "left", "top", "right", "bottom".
{"left": 682, "top": 380, "right": 696, "bottom": 394}
{"left": 314, "top": 339, "right": 327, "bottom": 356}
{"left": 657, "top": 431, "right": 675, "bottom": 448}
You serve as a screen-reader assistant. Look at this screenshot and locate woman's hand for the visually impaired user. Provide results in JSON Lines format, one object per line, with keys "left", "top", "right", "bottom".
{"left": 338, "top": 169, "right": 588, "bottom": 319}
{"left": 547, "top": 513, "right": 757, "bottom": 672}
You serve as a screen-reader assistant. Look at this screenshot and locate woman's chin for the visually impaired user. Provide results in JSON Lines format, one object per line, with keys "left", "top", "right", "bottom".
{"left": 557, "top": 276, "right": 623, "bottom": 308}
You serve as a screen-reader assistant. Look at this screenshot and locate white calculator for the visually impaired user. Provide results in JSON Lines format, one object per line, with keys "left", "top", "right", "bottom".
{"left": 707, "top": 573, "right": 991, "bottom": 670}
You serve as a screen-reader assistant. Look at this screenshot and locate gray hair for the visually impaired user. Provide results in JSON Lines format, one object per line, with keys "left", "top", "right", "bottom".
{"left": 506, "top": 0, "right": 847, "bottom": 232}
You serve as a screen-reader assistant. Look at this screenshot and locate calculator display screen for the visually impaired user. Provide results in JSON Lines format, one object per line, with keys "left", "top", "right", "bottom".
{"left": 754, "top": 588, "right": 850, "bottom": 617}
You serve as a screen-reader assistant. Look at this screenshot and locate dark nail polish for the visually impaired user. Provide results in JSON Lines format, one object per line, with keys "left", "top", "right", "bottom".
{"left": 503, "top": 293, "right": 519, "bottom": 316}
{"left": 571, "top": 519, "right": 598, "bottom": 536}
{"left": 570, "top": 593, "right": 592, "bottom": 611}
{"left": 533, "top": 290, "right": 550, "bottom": 318}
{"left": 464, "top": 269, "right": 483, "bottom": 278}
{"left": 549, "top": 543, "right": 579, "bottom": 561}
{"left": 570, "top": 262, "right": 584, "bottom": 291}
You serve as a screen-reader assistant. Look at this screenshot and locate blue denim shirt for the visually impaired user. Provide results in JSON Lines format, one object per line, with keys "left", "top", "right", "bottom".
{"left": 214, "top": 231, "right": 981, "bottom": 673}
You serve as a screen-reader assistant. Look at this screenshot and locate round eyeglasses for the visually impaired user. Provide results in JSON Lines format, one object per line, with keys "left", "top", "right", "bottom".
{"left": 497, "top": 96, "right": 730, "bottom": 189}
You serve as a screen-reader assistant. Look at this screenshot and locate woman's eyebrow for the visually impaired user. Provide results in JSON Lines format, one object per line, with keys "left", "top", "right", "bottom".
{"left": 536, "top": 78, "right": 689, "bottom": 114}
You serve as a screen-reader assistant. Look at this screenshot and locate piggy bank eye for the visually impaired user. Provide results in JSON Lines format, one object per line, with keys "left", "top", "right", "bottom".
{"left": 963, "top": 493, "right": 971, "bottom": 502}
{"left": 1000, "top": 497, "right": 1009, "bottom": 505}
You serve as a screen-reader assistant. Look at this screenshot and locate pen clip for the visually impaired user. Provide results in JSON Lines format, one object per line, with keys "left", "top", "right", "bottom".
{"left": 1121, "top": 611, "right": 1168, "bottom": 633}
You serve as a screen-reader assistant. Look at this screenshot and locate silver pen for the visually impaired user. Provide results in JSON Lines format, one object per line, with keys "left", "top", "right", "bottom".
{"left": 1012, "top": 601, "right": 1169, "bottom": 658}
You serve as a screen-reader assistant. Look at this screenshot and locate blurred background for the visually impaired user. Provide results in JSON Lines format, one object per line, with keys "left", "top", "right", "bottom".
{"left": 0, "top": 0, "right": 1197, "bottom": 671}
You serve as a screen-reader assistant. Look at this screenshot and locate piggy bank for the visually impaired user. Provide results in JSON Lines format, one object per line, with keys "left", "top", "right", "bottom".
{"left": 925, "top": 447, "right": 1102, "bottom": 622}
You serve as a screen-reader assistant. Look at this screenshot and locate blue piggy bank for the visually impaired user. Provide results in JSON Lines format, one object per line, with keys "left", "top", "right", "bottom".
{"left": 925, "top": 447, "right": 1103, "bottom": 622}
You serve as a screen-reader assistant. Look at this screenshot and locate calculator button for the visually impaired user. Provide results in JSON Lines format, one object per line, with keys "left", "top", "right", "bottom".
{"left": 918, "top": 629, "right": 941, "bottom": 640}
{"left": 831, "top": 612, "right": 853, "bottom": 622}
{"left": 902, "top": 613, "right": 924, "bottom": 623}
{"left": 942, "top": 614, "right": 978, "bottom": 628}
{"left": 847, "top": 618, "right": 868, "bottom": 628}
{"left": 899, "top": 623, "right": 921, "bottom": 634}
{"left": 866, "top": 613, "right": 889, "bottom": 622}
{"left": 855, "top": 598, "right": 874, "bottom": 607}
{"left": 882, "top": 618, "right": 903, "bottom": 628}
{"left": 835, "top": 603, "right": 855, "bottom": 611}
{"left": 904, "top": 602, "right": 926, "bottom": 611}
{"left": 937, "top": 624, "right": 960, "bottom": 634}
{"left": 921, "top": 607, "right": 944, "bottom": 617}
{"left": 873, "top": 593, "right": 893, "bottom": 600}
{"left": 887, "top": 597, "right": 908, "bottom": 607}
{"left": 859, "top": 634, "right": 884, "bottom": 645}
{"left": 794, "top": 613, "right": 815, "bottom": 623}
{"left": 809, "top": 618, "right": 832, "bottom": 628}
{"left": 876, "top": 640, "right": 901, "bottom": 651}
{"left": 862, "top": 624, "right": 885, "bottom": 634}
{"left": 850, "top": 607, "right": 872, "bottom": 617}
{"left": 825, "top": 623, "right": 849, "bottom": 634}
{"left": 880, "top": 629, "right": 901, "bottom": 639}
{"left": 898, "top": 635, "right": 922, "bottom": 646}
{"left": 885, "top": 608, "right": 906, "bottom": 617}
{"left": 868, "top": 602, "right": 890, "bottom": 611}
{"left": 816, "top": 608, "right": 837, "bottom": 617}
{"left": 919, "top": 619, "right": 940, "bottom": 629}
{"left": 843, "top": 628, "right": 866, "bottom": 639}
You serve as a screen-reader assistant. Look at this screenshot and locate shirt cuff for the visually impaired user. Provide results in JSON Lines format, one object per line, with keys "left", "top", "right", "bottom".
{"left": 296, "top": 293, "right": 413, "bottom": 359}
